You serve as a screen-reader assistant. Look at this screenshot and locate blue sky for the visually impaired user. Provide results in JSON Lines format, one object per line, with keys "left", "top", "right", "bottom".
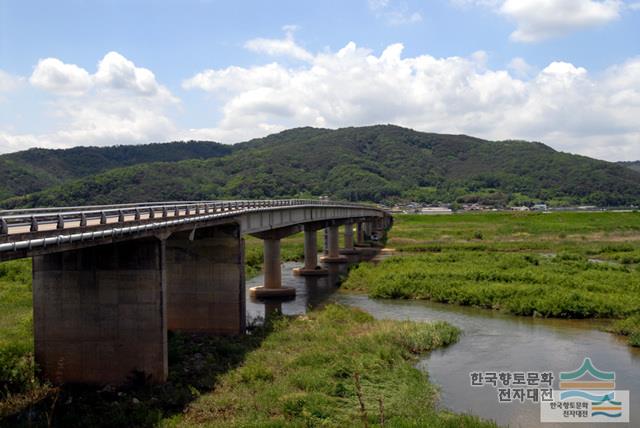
{"left": 1, "top": 0, "right": 639, "bottom": 160}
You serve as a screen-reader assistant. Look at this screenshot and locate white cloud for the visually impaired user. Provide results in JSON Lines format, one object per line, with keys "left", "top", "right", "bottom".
{"left": 94, "top": 51, "right": 167, "bottom": 96}
{"left": 1, "top": 52, "right": 179, "bottom": 152}
{"left": 453, "top": 0, "right": 625, "bottom": 42}
{"left": 508, "top": 57, "right": 535, "bottom": 78}
{"left": 368, "top": 0, "right": 423, "bottom": 25}
{"left": 30, "top": 58, "right": 92, "bottom": 95}
{"left": 0, "top": 70, "right": 25, "bottom": 93}
{"left": 501, "top": 0, "right": 623, "bottom": 42}
{"left": 3, "top": 39, "right": 640, "bottom": 162}
{"left": 244, "top": 26, "right": 313, "bottom": 62}
{"left": 183, "top": 42, "right": 640, "bottom": 161}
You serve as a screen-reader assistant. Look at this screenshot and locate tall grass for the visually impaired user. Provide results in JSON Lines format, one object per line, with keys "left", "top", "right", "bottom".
{"left": 346, "top": 212, "right": 640, "bottom": 346}
{"left": 0, "top": 259, "right": 36, "bottom": 396}
{"left": 174, "top": 304, "right": 494, "bottom": 428}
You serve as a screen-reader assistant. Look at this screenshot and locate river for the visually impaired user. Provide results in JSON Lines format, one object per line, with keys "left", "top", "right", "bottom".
{"left": 245, "top": 258, "right": 640, "bottom": 427}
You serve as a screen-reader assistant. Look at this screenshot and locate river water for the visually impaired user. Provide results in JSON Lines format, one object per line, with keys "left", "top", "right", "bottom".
{"left": 245, "top": 258, "right": 640, "bottom": 427}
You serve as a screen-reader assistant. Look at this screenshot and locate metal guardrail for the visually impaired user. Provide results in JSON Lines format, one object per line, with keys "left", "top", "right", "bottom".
{"left": 0, "top": 199, "right": 381, "bottom": 240}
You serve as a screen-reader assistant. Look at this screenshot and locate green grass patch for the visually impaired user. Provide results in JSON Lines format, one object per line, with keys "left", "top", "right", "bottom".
{"left": 607, "top": 315, "right": 640, "bottom": 347}
{"left": 343, "top": 251, "right": 640, "bottom": 319}
{"left": 389, "top": 211, "right": 640, "bottom": 250}
{"left": 174, "top": 304, "right": 493, "bottom": 428}
{"left": 347, "top": 212, "right": 640, "bottom": 347}
{"left": 0, "top": 259, "right": 36, "bottom": 396}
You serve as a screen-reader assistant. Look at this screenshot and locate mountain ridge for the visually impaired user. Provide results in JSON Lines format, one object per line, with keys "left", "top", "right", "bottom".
{"left": 1, "top": 125, "right": 639, "bottom": 208}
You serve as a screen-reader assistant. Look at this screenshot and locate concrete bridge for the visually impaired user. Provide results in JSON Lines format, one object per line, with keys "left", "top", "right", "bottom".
{"left": 0, "top": 199, "right": 391, "bottom": 385}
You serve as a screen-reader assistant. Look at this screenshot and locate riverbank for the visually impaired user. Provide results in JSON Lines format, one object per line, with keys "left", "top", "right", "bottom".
{"left": 1, "top": 300, "right": 495, "bottom": 427}
{"left": 170, "top": 304, "right": 493, "bottom": 427}
{"left": 343, "top": 212, "right": 640, "bottom": 346}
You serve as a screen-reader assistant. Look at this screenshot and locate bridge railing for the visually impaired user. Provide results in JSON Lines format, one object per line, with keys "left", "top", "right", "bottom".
{"left": 0, "top": 199, "right": 379, "bottom": 236}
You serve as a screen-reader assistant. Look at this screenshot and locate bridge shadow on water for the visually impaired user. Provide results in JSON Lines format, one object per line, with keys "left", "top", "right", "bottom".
{"left": 5, "top": 248, "right": 381, "bottom": 428}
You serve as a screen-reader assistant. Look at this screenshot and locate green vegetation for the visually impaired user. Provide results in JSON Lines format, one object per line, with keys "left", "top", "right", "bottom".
{"left": 173, "top": 304, "right": 492, "bottom": 428}
{"left": 2, "top": 322, "right": 267, "bottom": 426}
{"left": 1, "top": 297, "right": 492, "bottom": 427}
{"left": 608, "top": 315, "right": 640, "bottom": 346}
{"left": 3, "top": 125, "right": 640, "bottom": 207}
{"left": 0, "top": 260, "right": 35, "bottom": 396}
{"left": 343, "top": 212, "right": 640, "bottom": 346}
{"left": 0, "top": 141, "right": 231, "bottom": 201}
{"left": 619, "top": 161, "right": 640, "bottom": 173}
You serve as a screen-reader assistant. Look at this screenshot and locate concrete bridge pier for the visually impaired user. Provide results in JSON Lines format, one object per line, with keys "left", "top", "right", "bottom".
{"left": 355, "top": 222, "right": 365, "bottom": 246}
{"left": 320, "top": 225, "right": 347, "bottom": 263}
{"left": 323, "top": 228, "right": 329, "bottom": 255}
{"left": 165, "top": 225, "right": 245, "bottom": 335}
{"left": 293, "top": 224, "right": 328, "bottom": 276}
{"left": 340, "top": 221, "right": 358, "bottom": 255}
{"left": 249, "top": 226, "right": 298, "bottom": 299}
{"left": 364, "top": 221, "right": 374, "bottom": 240}
{"left": 32, "top": 238, "right": 168, "bottom": 385}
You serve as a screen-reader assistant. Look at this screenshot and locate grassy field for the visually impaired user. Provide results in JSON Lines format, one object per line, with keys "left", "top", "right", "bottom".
{"left": 1, "top": 303, "right": 494, "bottom": 427}
{"left": 343, "top": 212, "right": 640, "bottom": 346}
{"left": 168, "top": 304, "right": 493, "bottom": 428}
{"left": 0, "top": 259, "right": 37, "bottom": 397}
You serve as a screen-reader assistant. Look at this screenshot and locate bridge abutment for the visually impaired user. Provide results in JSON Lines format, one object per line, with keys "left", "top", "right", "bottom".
{"left": 33, "top": 238, "right": 168, "bottom": 385}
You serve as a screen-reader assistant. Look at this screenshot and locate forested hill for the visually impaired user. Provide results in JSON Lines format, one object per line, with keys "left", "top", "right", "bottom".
{"left": 619, "top": 161, "right": 640, "bottom": 173}
{"left": 0, "top": 141, "right": 231, "bottom": 200}
{"left": 2, "top": 125, "right": 640, "bottom": 208}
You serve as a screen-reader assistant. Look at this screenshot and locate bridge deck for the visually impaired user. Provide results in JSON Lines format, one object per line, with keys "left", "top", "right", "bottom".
{"left": 0, "top": 199, "right": 387, "bottom": 261}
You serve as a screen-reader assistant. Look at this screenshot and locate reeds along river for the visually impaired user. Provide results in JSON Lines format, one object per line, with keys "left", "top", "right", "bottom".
{"left": 246, "top": 259, "right": 640, "bottom": 428}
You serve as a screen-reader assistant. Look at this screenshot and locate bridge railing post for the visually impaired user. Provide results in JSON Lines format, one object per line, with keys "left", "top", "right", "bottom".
{"left": 56, "top": 215, "right": 65, "bottom": 230}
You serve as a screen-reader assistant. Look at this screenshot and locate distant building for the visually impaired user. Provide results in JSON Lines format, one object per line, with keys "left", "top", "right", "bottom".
{"left": 511, "top": 206, "right": 530, "bottom": 211}
{"left": 532, "top": 204, "right": 548, "bottom": 211}
{"left": 419, "top": 207, "right": 453, "bottom": 215}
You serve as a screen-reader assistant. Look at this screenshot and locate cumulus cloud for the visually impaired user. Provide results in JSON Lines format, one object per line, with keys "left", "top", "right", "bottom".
{"left": 0, "top": 52, "right": 178, "bottom": 152}
{"left": 368, "top": 0, "right": 423, "bottom": 25}
{"left": 183, "top": 41, "right": 640, "bottom": 160}
{"left": 30, "top": 58, "right": 92, "bottom": 95}
{"left": 3, "top": 39, "right": 639, "bottom": 161}
{"left": 453, "top": 0, "right": 625, "bottom": 42}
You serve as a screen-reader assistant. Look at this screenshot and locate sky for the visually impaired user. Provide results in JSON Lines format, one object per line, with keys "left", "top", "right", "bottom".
{"left": 0, "top": 0, "right": 639, "bottom": 161}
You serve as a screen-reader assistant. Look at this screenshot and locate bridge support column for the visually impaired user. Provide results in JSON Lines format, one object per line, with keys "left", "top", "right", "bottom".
{"left": 250, "top": 238, "right": 296, "bottom": 298}
{"left": 323, "top": 228, "right": 329, "bottom": 255}
{"left": 340, "top": 221, "right": 358, "bottom": 255}
{"left": 355, "top": 222, "right": 366, "bottom": 246}
{"left": 32, "top": 238, "right": 167, "bottom": 385}
{"left": 293, "top": 225, "right": 328, "bottom": 276}
{"left": 364, "top": 221, "right": 374, "bottom": 239}
{"left": 320, "top": 225, "right": 347, "bottom": 263}
{"left": 165, "top": 225, "right": 245, "bottom": 335}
